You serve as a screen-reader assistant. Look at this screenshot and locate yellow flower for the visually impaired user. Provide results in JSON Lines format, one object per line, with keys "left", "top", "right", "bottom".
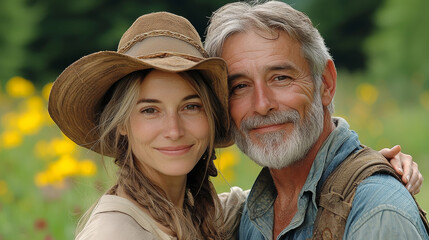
{"left": 356, "top": 83, "right": 378, "bottom": 105}
{"left": 1, "top": 130, "right": 23, "bottom": 148}
{"left": 52, "top": 155, "right": 80, "bottom": 177}
{"left": 0, "top": 180, "right": 8, "bottom": 195}
{"left": 35, "top": 172, "right": 49, "bottom": 187}
{"left": 6, "top": 76, "right": 35, "bottom": 98}
{"left": 16, "top": 110, "right": 44, "bottom": 135}
{"left": 216, "top": 150, "right": 238, "bottom": 172}
{"left": 79, "top": 159, "right": 97, "bottom": 176}
{"left": 42, "top": 82, "right": 53, "bottom": 101}
{"left": 50, "top": 137, "right": 77, "bottom": 156}
{"left": 215, "top": 149, "right": 239, "bottom": 181}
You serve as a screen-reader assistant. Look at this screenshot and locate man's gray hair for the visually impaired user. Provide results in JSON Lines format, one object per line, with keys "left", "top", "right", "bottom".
{"left": 205, "top": 0, "right": 334, "bottom": 113}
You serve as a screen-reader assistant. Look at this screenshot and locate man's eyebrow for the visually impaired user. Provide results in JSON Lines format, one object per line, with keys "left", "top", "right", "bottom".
{"left": 228, "top": 64, "right": 297, "bottom": 83}
{"left": 227, "top": 73, "right": 245, "bottom": 84}
{"left": 265, "top": 63, "right": 296, "bottom": 72}
{"left": 136, "top": 94, "right": 200, "bottom": 104}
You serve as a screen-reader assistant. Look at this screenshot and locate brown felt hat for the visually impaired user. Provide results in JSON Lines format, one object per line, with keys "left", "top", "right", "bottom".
{"left": 48, "top": 12, "right": 232, "bottom": 157}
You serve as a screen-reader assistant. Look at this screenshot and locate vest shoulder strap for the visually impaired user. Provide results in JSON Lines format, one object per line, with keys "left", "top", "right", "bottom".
{"left": 312, "top": 145, "right": 429, "bottom": 240}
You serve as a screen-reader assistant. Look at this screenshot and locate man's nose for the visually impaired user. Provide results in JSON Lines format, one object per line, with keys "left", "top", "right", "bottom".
{"left": 253, "top": 83, "right": 278, "bottom": 115}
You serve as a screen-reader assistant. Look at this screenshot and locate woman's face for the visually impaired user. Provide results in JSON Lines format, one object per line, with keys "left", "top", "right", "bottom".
{"left": 126, "top": 70, "right": 209, "bottom": 182}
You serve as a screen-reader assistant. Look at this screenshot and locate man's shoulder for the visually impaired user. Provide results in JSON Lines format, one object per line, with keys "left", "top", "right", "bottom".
{"left": 354, "top": 173, "right": 415, "bottom": 209}
{"left": 345, "top": 173, "right": 428, "bottom": 239}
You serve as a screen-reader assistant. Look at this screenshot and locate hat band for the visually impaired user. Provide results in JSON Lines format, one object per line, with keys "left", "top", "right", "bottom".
{"left": 123, "top": 36, "right": 204, "bottom": 58}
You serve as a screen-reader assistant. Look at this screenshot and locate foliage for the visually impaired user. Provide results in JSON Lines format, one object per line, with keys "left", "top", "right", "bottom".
{"left": 334, "top": 70, "right": 429, "bottom": 211}
{"left": 1, "top": 0, "right": 386, "bottom": 86}
{"left": 1, "top": 0, "right": 233, "bottom": 85}
{"left": 365, "top": 0, "right": 429, "bottom": 95}
{"left": 0, "top": 0, "right": 42, "bottom": 85}
{"left": 303, "top": 0, "right": 383, "bottom": 71}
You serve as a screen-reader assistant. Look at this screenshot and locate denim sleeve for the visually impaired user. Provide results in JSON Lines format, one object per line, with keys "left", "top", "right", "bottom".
{"left": 344, "top": 174, "right": 429, "bottom": 240}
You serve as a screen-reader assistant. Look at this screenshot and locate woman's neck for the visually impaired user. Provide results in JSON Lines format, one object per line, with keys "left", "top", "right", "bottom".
{"left": 116, "top": 174, "right": 187, "bottom": 209}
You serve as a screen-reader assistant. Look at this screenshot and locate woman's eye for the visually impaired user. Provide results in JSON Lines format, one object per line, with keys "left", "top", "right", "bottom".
{"left": 184, "top": 104, "right": 201, "bottom": 111}
{"left": 141, "top": 108, "right": 158, "bottom": 114}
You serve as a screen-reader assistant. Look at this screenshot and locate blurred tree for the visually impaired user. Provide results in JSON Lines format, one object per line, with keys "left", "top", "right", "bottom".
{"left": 0, "top": 0, "right": 42, "bottom": 85}
{"left": 365, "top": 0, "right": 429, "bottom": 91}
{"left": 19, "top": 0, "right": 234, "bottom": 85}
{"left": 303, "top": 0, "right": 384, "bottom": 71}
{"left": 1, "top": 0, "right": 388, "bottom": 85}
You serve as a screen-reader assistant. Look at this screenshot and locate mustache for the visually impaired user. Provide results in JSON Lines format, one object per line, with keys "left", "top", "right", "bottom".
{"left": 239, "top": 110, "right": 300, "bottom": 132}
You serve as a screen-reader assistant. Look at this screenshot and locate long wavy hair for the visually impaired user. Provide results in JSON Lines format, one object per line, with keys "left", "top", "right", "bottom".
{"left": 77, "top": 70, "right": 227, "bottom": 239}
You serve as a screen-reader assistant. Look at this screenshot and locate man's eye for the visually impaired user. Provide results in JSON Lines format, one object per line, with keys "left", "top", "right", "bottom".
{"left": 274, "top": 75, "right": 291, "bottom": 81}
{"left": 230, "top": 83, "right": 248, "bottom": 95}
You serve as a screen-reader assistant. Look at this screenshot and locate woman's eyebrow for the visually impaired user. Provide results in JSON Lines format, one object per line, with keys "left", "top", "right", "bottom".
{"left": 183, "top": 94, "right": 200, "bottom": 101}
{"left": 136, "top": 98, "right": 160, "bottom": 104}
{"left": 136, "top": 94, "right": 200, "bottom": 104}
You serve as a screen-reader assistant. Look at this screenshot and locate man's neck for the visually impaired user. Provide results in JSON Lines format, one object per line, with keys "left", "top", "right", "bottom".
{"left": 271, "top": 113, "right": 335, "bottom": 238}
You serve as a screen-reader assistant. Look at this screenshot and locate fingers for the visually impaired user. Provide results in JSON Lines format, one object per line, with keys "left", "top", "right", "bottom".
{"left": 389, "top": 156, "right": 404, "bottom": 177}
{"left": 381, "top": 145, "right": 404, "bottom": 176}
{"left": 379, "top": 145, "right": 401, "bottom": 159}
{"left": 405, "top": 161, "right": 423, "bottom": 195}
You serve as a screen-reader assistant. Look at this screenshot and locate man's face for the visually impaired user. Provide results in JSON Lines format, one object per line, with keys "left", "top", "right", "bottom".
{"left": 221, "top": 30, "right": 324, "bottom": 168}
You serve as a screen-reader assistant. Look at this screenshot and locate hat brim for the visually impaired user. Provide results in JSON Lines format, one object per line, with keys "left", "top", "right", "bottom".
{"left": 48, "top": 51, "right": 233, "bottom": 157}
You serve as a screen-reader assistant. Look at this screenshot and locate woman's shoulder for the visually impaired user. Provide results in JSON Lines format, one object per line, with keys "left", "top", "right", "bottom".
{"left": 75, "top": 210, "right": 156, "bottom": 240}
{"left": 75, "top": 195, "right": 172, "bottom": 240}
{"left": 218, "top": 187, "right": 250, "bottom": 239}
{"left": 218, "top": 186, "right": 249, "bottom": 207}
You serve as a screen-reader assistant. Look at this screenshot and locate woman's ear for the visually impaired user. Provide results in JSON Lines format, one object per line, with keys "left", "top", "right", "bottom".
{"left": 119, "top": 125, "right": 127, "bottom": 136}
{"left": 320, "top": 59, "right": 337, "bottom": 107}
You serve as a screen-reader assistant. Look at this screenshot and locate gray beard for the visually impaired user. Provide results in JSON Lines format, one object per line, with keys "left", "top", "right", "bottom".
{"left": 232, "top": 95, "right": 324, "bottom": 169}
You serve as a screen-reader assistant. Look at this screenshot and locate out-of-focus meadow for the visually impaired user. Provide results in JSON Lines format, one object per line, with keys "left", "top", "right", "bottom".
{"left": 1, "top": 0, "right": 428, "bottom": 239}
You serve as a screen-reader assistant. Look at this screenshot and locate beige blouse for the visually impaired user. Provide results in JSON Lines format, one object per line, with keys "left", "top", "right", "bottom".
{"left": 75, "top": 187, "right": 248, "bottom": 240}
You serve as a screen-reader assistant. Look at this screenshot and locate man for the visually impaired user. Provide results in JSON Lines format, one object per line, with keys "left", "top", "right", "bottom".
{"left": 204, "top": 1, "right": 428, "bottom": 239}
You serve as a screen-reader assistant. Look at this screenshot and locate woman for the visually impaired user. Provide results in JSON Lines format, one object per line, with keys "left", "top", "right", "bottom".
{"left": 49, "top": 12, "right": 243, "bottom": 239}
{"left": 48, "top": 12, "right": 421, "bottom": 240}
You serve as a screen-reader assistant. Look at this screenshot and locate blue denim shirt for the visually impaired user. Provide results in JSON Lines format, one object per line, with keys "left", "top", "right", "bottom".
{"left": 238, "top": 117, "right": 428, "bottom": 240}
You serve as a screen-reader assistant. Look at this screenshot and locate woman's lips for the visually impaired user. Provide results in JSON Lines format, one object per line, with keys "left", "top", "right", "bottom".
{"left": 155, "top": 145, "right": 193, "bottom": 156}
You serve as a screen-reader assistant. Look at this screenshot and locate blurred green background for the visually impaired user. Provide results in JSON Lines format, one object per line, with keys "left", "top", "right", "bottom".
{"left": 1, "top": 0, "right": 428, "bottom": 239}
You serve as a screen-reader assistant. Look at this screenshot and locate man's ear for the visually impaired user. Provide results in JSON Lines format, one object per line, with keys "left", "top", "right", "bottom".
{"left": 320, "top": 59, "right": 337, "bottom": 107}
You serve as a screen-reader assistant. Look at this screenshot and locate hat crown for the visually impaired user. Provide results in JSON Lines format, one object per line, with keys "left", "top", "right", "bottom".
{"left": 118, "top": 12, "right": 207, "bottom": 57}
